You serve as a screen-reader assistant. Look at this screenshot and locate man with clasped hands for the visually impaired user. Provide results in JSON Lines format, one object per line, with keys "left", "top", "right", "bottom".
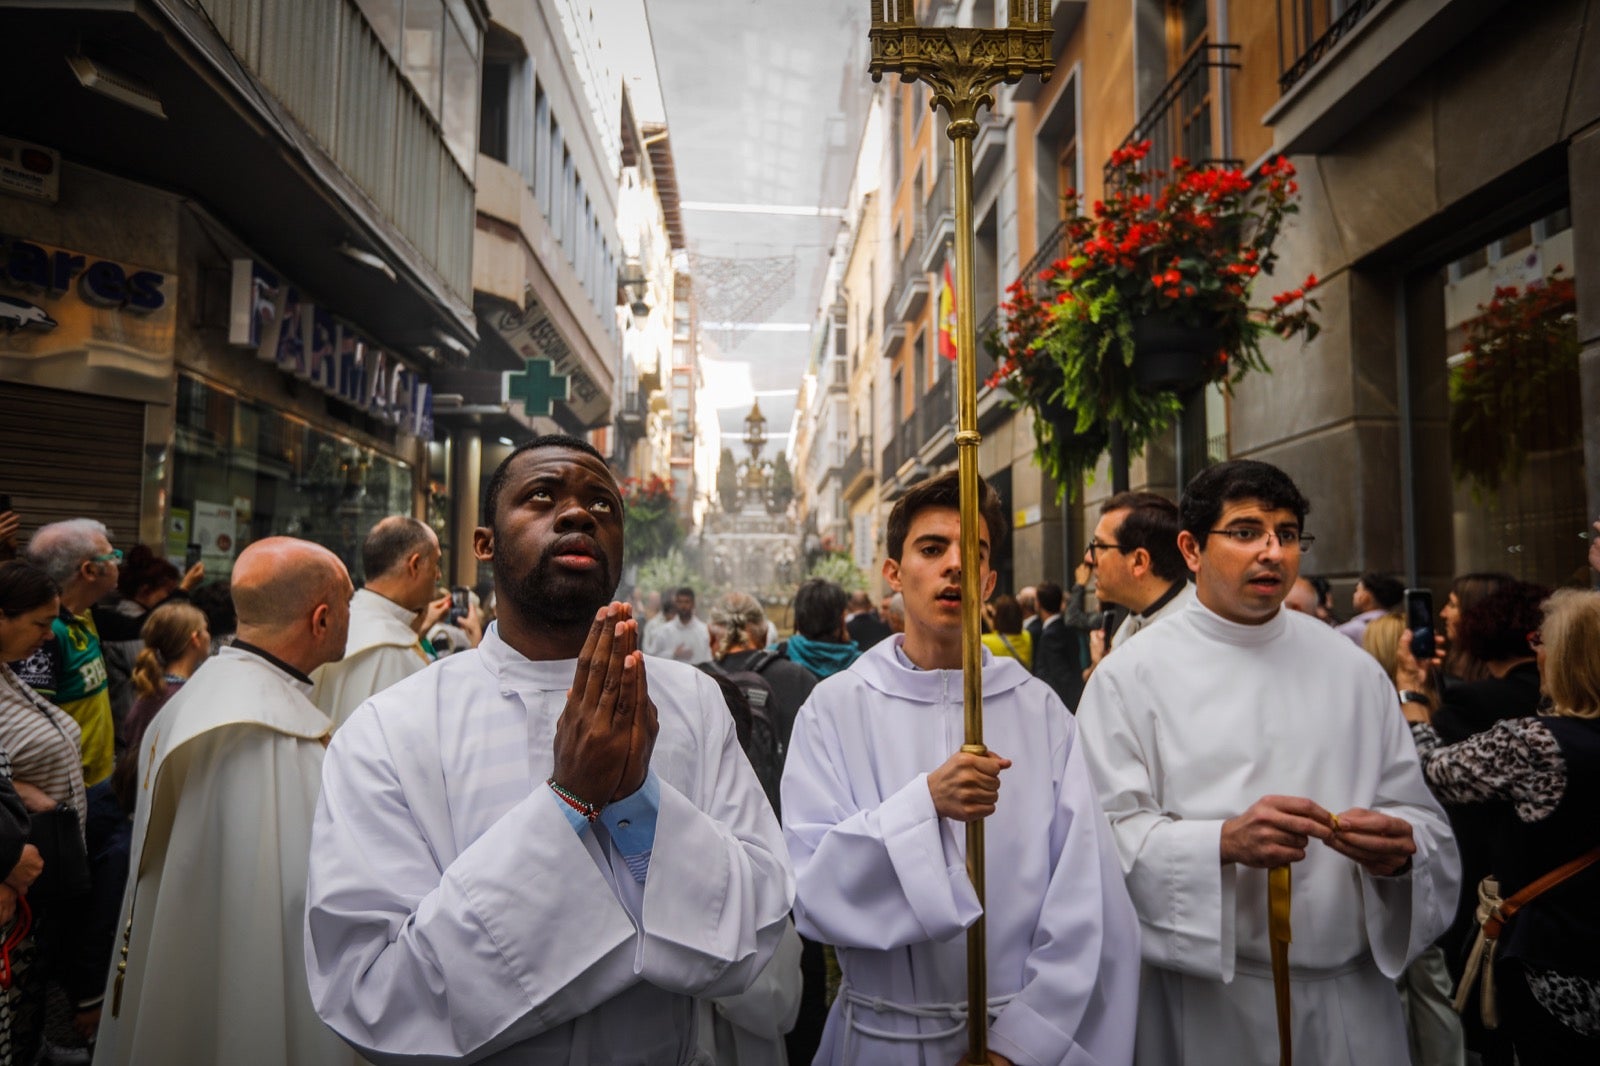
{"left": 304, "top": 434, "right": 794, "bottom": 1064}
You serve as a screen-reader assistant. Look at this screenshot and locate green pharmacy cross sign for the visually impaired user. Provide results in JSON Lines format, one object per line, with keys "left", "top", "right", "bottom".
{"left": 502, "top": 358, "right": 570, "bottom": 417}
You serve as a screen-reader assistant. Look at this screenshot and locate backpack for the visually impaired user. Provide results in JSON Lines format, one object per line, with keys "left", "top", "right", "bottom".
{"left": 699, "top": 658, "right": 783, "bottom": 815}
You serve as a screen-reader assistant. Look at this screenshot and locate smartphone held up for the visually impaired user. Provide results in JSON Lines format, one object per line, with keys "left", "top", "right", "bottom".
{"left": 1403, "top": 588, "right": 1434, "bottom": 663}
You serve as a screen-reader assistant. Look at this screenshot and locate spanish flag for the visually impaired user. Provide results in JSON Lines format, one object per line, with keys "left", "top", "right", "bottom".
{"left": 938, "top": 260, "right": 958, "bottom": 360}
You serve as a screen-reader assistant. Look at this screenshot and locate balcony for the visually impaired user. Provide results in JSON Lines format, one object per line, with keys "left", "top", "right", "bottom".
{"left": 889, "top": 220, "right": 930, "bottom": 323}
{"left": 920, "top": 160, "right": 955, "bottom": 273}
{"left": 915, "top": 370, "right": 957, "bottom": 465}
{"left": 1266, "top": 0, "right": 1515, "bottom": 155}
{"left": 1107, "top": 40, "right": 1240, "bottom": 183}
{"left": 972, "top": 110, "right": 1010, "bottom": 189}
{"left": 841, "top": 436, "right": 875, "bottom": 502}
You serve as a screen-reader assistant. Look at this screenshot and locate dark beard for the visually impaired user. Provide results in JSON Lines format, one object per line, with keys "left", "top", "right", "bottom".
{"left": 494, "top": 542, "right": 617, "bottom": 630}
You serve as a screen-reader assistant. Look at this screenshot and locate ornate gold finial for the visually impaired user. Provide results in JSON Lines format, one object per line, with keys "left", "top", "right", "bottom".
{"left": 870, "top": 0, "right": 1053, "bottom": 130}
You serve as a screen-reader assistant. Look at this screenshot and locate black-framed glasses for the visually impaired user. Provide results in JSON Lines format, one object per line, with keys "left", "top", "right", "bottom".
{"left": 1207, "top": 528, "right": 1315, "bottom": 552}
{"left": 1085, "top": 541, "right": 1126, "bottom": 561}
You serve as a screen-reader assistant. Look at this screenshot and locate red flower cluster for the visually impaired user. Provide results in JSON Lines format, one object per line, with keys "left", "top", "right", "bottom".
{"left": 987, "top": 141, "right": 1321, "bottom": 397}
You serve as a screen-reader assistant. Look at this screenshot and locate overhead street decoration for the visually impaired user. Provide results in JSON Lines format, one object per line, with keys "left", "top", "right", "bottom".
{"left": 502, "top": 357, "right": 570, "bottom": 418}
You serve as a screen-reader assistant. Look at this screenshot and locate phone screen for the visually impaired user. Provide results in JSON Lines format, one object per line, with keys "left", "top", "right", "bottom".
{"left": 185, "top": 542, "right": 203, "bottom": 570}
{"left": 449, "top": 587, "right": 470, "bottom": 623}
{"left": 1404, "top": 588, "right": 1434, "bottom": 661}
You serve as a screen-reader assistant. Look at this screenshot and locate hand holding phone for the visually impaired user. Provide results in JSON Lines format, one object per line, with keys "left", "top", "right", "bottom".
{"left": 1403, "top": 589, "right": 1434, "bottom": 664}
{"left": 448, "top": 586, "right": 470, "bottom": 624}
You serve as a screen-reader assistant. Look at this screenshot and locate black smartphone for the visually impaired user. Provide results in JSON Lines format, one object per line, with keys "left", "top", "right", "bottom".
{"left": 0, "top": 493, "right": 11, "bottom": 514}
{"left": 185, "top": 542, "right": 203, "bottom": 570}
{"left": 448, "top": 586, "right": 470, "bottom": 624}
{"left": 1404, "top": 588, "right": 1434, "bottom": 662}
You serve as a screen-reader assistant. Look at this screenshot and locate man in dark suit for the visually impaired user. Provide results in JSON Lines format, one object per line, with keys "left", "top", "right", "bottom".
{"left": 844, "top": 590, "right": 892, "bottom": 650}
{"left": 1031, "top": 580, "right": 1092, "bottom": 711}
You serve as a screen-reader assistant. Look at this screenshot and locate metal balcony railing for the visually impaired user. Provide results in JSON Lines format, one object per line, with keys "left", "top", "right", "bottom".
{"left": 924, "top": 159, "right": 954, "bottom": 245}
{"left": 1107, "top": 40, "right": 1241, "bottom": 181}
{"left": 841, "top": 436, "right": 870, "bottom": 491}
{"left": 916, "top": 371, "right": 955, "bottom": 450}
{"left": 1277, "top": 0, "right": 1384, "bottom": 94}
{"left": 885, "top": 220, "right": 928, "bottom": 326}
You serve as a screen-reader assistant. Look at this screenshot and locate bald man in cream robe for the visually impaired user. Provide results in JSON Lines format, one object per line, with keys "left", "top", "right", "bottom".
{"left": 94, "top": 539, "right": 361, "bottom": 1066}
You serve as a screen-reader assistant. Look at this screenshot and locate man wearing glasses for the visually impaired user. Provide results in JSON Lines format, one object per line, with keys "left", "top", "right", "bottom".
{"left": 1076, "top": 460, "right": 1460, "bottom": 1066}
{"left": 1082, "top": 492, "right": 1194, "bottom": 669}
{"left": 20, "top": 519, "right": 122, "bottom": 786}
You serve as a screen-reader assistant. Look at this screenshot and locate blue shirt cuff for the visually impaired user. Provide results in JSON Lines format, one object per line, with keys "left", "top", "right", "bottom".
{"left": 549, "top": 786, "right": 591, "bottom": 835}
{"left": 600, "top": 771, "right": 660, "bottom": 859}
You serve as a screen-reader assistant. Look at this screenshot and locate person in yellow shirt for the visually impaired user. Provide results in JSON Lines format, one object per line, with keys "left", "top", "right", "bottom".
{"left": 981, "top": 593, "right": 1033, "bottom": 671}
{"left": 19, "top": 519, "right": 120, "bottom": 785}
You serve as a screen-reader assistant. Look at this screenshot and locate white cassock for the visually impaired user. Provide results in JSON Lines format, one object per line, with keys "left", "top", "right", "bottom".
{"left": 93, "top": 646, "right": 358, "bottom": 1066}
{"left": 693, "top": 920, "right": 804, "bottom": 1065}
{"left": 311, "top": 587, "right": 431, "bottom": 728}
{"left": 781, "top": 636, "right": 1141, "bottom": 1066}
{"left": 304, "top": 623, "right": 795, "bottom": 1065}
{"left": 1075, "top": 598, "right": 1461, "bottom": 1066}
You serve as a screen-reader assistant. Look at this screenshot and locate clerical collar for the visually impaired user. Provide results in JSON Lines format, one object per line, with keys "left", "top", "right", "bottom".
{"left": 1184, "top": 595, "right": 1289, "bottom": 647}
{"left": 1140, "top": 579, "right": 1189, "bottom": 619}
{"left": 231, "top": 640, "right": 314, "bottom": 685}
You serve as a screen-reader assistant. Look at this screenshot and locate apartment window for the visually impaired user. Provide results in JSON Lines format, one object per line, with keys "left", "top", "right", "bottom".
{"left": 402, "top": 0, "right": 444, "bottom": 113}
{"left": 479, "top": 54, "right": 512, "bottom": 164}
{"left": 441, "top": 13, "right": 480, "bottom": 172}
{"left": 893, "top": 369, "right": 904, "bottom": 419}
{"left": 535, "top": 87, "right": 551, "bottom": 211}
{"left": 913, "top": 332, "right": 927, "bottom": 397}
{"left": 356, "top": 0, "right": 403, "bottom": 60}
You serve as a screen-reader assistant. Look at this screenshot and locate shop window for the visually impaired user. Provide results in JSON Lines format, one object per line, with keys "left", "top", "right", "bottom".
{"left": 1413, "top": 207, "right": 1587, "bottom": 586}
{"left": 171, "top": 376, "right": 413, "bottom": 584}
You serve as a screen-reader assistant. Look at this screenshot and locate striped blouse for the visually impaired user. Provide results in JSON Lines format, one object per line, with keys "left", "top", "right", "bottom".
{"left": 0, "top": 663, "right": 88, "bottom": 837}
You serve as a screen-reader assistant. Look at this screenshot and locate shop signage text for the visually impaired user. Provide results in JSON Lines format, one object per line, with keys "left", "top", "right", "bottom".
{"left": 0, "top": 233, "right": 167, "bottom": 317}
{"left": 229, "top": 259, "right": 433, "bottom": 440}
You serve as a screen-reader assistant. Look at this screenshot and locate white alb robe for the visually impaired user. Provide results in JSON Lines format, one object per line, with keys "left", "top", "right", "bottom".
{"left": 1075, "top": 598, "right": 1461, "bottom": 1066}
{"left": 645, "top": 615, "right": 713, "bottom": 664}
{"left": 311, "top": 587, "right": 430, "bottom": 728}
{"left": 304, "top": 624, "right": 795, "bottom": 1065}
{"left": 93, "top": 646, "right": 358, "bottom": 1066}
{"left": 781, "top": 637, "right": 1141, "bottom": 1066}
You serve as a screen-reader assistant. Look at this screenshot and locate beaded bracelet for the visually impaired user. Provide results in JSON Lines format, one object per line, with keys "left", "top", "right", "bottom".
{"left": 547, "top": 778, "right": 601, "bottom": 823}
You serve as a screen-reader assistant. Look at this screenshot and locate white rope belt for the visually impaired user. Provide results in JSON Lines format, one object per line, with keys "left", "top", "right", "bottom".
{"left": 840, "top": 982, "right": 1015, "bottom": 1054}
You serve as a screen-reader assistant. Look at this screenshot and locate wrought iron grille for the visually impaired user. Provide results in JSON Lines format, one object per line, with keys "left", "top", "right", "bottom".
{"left": 1277, "top": 0, "right": 1384, "bottom": 95}
{"left": 1107, "top": 40, "right": 1241, "bottom": 182}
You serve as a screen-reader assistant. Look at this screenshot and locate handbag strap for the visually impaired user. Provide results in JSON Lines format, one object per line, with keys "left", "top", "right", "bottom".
{"left": 1483, "top": 843, "right": 1600, "bottom": 939}
{"left": 0, "top": 894, "right": 33, "bottom": 990}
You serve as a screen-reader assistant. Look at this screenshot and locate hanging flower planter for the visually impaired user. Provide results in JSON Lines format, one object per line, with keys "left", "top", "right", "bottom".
{"left": 1130, "top": 313, "right": 1223, "bottom": 391}
{"left": 984, "top": 142, "right": 1319, "bottom": 495}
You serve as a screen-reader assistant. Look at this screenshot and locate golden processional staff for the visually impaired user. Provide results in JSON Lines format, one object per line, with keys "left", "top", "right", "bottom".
{"left": 868, "top": 4, "right": 1052, "bottom": 1063}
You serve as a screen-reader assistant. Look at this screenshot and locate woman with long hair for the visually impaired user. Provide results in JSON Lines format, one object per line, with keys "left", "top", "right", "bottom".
{"left": 1398, "top": 589, "right": 1600, "bottom": 1060}
{"left": 123, "top": 602, "right": 209, "bottom": 752}
{"left": 0, "top": 560, "right": 80, "bottom": 1060}
{"left": 981, "top": 593, "right": 1033, "bottom": 670}
{"left": 1441, "top": 572, "right": 1516, "bottom": 684}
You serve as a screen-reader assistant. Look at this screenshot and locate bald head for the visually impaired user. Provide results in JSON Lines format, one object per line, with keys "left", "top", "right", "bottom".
{"left": 233, "top": 538, "right": 350, "bottom": 630}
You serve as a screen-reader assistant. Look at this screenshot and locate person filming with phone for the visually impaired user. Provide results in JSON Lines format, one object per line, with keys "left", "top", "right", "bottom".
{"left": 1392, "top": 580, "right": 1550, "bottom": 1062}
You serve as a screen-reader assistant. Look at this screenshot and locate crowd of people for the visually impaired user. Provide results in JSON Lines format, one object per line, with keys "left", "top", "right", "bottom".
{"left": 0, "top": 440, "right": 1595, "bottom": 1065}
